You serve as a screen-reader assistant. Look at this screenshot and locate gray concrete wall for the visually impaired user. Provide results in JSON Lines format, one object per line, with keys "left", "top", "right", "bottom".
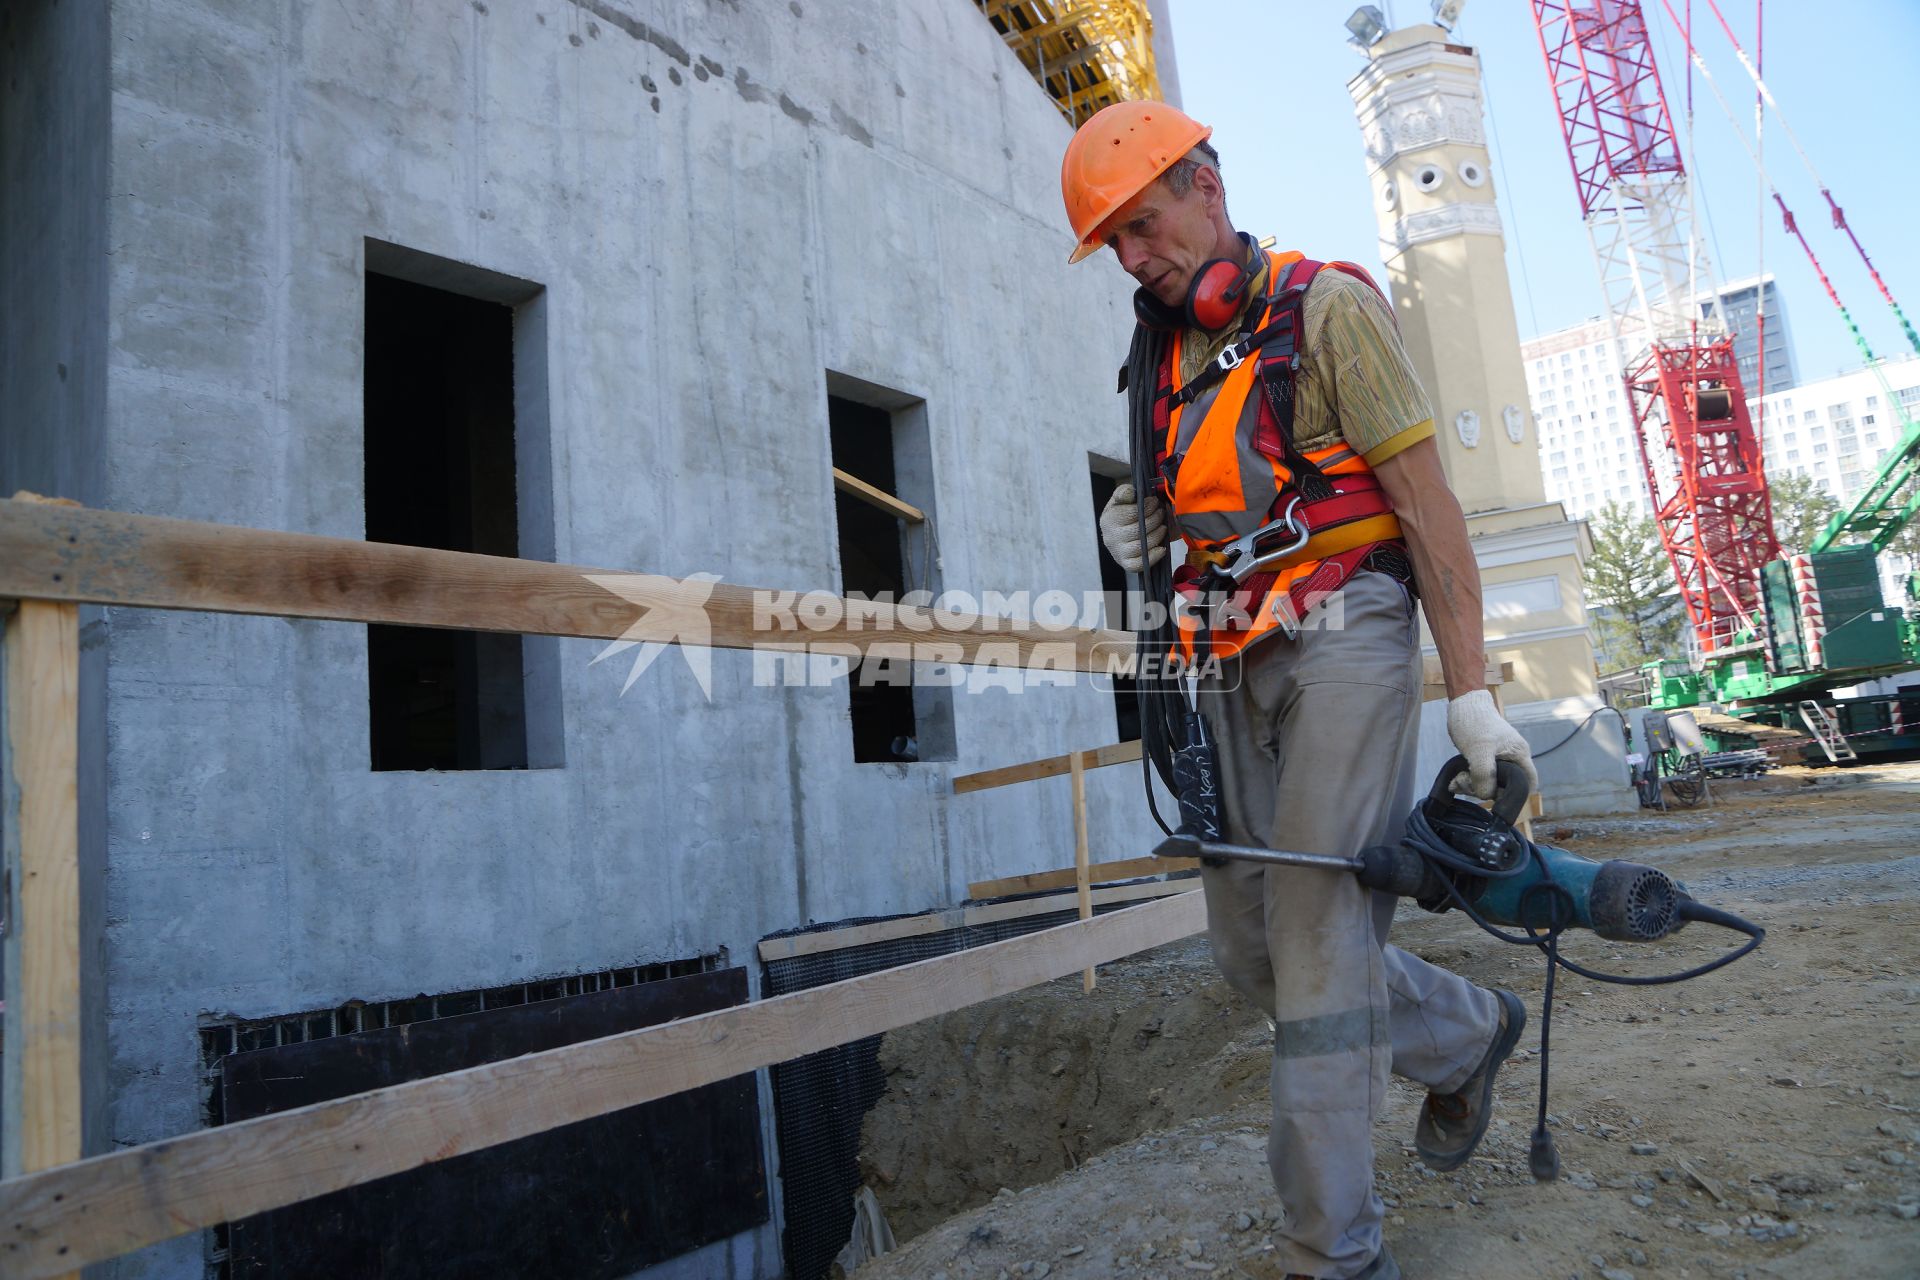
{"left": 1146, "top": 0, "right": 1183, "bottom": 108}
{"left": 1417, "top": 696, "right": 1637, "bottom": 819}
{"left": 0, "top": 0, "right": 114, "bottom": 1169}
{"left": 72, "top": 0, "right": 1155, "bottom": 1275}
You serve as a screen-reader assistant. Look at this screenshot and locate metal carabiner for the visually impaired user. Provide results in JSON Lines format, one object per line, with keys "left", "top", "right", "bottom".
{"left": 1216, "top": 496, "right": 1310, "bottom": 583}
{"left": 1170, "top": 498, "right": 1312, "bottom": 629}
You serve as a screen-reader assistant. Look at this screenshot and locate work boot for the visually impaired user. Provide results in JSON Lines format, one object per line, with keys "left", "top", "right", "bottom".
{"left": 1415, "top": 987, "right": 1527, "bottom": 1172}
{"left": 1283, "top": 1243, "right": 1399, "bottom": 1280}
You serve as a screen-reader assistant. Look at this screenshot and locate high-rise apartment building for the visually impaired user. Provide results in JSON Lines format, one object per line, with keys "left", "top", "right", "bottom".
{"left": 1702, "top": 274, "right": 1798, "bottom": 394}
{"left": 1521, "top": 303, "right": 1918, "bottom": 604}
{"left": 1525, "top": 312, "right": 1912, "bottom": 516}
{"left": 1524, "top": 275, "right": 1800, "bottom": 521}
{"left": 1755, "top": 357, "right": 1920, "bottom": 500}
{"left": 1520, "top": 317, "right": 1648, "bottom": 519}
{"left": 1753, "top": 355, "right": 1920, "bottom": 605}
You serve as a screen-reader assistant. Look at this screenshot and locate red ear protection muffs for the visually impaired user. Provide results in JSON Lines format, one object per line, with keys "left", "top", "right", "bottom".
{"left": 1134, "top": 232, "right": 1263, "bottom": 333}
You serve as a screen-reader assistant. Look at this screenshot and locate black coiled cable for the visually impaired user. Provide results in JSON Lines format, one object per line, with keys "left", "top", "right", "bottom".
{"left": 1124, "top": 324, "right": 1188, "bottom": 836}
{"left": 1401, "top": 800, "right": 1765, "bottom": 1180}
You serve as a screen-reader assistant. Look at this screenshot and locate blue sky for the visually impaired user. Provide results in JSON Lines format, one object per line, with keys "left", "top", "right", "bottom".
{"left": 1163, "top": 0, "right": 1919, "bottom": 382}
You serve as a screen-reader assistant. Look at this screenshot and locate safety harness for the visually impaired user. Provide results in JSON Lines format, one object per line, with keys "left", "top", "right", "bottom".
{"left": 1147, "top": 252, "right": 1413, "bottom": 658}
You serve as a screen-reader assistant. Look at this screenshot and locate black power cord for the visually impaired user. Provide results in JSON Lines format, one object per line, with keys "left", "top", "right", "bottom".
{"left": 1123, "top": 323, "right": 1188, "bottom": 837}
{"left": 1402, "top": 800, "right": 1765, "bottom": 1180}
{"left": 1530, "top": 704, "right": 1625, "bottom": 759}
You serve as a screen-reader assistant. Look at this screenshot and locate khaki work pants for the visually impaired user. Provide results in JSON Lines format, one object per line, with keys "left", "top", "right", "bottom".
{"left": 1195, "top": 571, "right": 1499, "bottom": 1279}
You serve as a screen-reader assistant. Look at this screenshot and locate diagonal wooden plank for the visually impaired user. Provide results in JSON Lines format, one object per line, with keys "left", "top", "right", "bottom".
{"left": 952, "top": 740, "right": 1144, "bottom": 794}
{"left": 0, "top": 499, "right": 1127, "bottom": 670}
{"left": 0, "top": 891, "right": 1206, "bottom": 1278}
{"left": 967, "top": 852, "right": 1196, "bottom": 901}
{"left": 756, "top": 876, "right": 1196, "bottom": 962}
{"left": 831, "top": 467, "right": 925, "bottom": 523}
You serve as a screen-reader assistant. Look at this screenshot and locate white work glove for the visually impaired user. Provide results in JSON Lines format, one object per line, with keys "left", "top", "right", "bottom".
{"left": 1446, "top": 690, "right": 1539, "bottom": 801}
{"left": 1098, "top": 482, "right": 1168, "bottom": 574}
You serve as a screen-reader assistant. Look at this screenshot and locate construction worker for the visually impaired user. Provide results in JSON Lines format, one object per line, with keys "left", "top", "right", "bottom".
{"left": 1066, "top": 102, "right": 1538, "bottom": 1280}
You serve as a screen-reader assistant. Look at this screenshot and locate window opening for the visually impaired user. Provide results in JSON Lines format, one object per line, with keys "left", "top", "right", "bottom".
{"left": 825, "top": 379, "right": 954, "bottom": 763}
{"left": 363, "top": 250, "right": 560, "bottom": 771}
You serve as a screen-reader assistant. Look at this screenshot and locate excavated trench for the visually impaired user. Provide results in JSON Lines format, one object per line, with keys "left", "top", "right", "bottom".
{"left": 855, "top": 936, "right": 1272, "bottom": 1243}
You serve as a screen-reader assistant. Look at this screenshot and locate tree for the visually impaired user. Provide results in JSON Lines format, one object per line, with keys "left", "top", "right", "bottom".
{"left": 1769, "top": 470, "right": 1843, "bottom": 559}
{"left": 1583, "top": 501, "right": 1685, "bottom": 670}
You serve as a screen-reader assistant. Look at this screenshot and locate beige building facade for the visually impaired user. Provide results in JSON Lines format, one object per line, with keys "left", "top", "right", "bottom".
{"left": 1348, "top": 23, "right": 1632, "bottom": 814}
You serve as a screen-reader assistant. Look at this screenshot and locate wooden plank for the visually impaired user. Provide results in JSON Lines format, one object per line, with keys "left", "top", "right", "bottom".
{"left": 1420, "top": 655, "right": 1505, "bottom": 702}
{"left": 831, "top": 468, "right": 925, "bottom": 524}
{"left": 2, "top": 601, "right": 83, "bottom": 1175}
{"left": 756, "top": 877, "right": 1198, "bottom": 962}
{"left": 967, "top": 852, "right": 1196, "bottom": 901}
{"left": 1071, "top": 749, "right": 1094, "bottom": 993}
{"left": 963, "top": 877, "right": 1193, "bottom": 928}
{"left": 0, "top": 499, "right": 1126, "bottom": 671}
{"left": 757, "top": 909, "right": 959, "bottom": 962}
{"left": 0, "top": 891, "right": 1207, "bottom": 1279}
{"left": 952, "top": 739, "right": 1142, "bottom": 795}
{"left": 999, "top": 6, "right": 1096, "bottom": 47}
{"left": 1, "top": 601, "right": 84, "bottom": 1275}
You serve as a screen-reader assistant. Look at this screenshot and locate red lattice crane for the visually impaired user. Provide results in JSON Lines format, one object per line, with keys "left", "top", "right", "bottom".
{"left": 1531, "top": 0, "right": 1778, "bottom": 654}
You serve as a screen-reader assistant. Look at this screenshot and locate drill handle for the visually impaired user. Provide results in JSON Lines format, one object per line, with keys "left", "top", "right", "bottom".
{"left": 1430, "top": 754, "right": 1532, "bottom": 830}
{"left": 1353, "top": 842, "right": 1447, "bottom": 900}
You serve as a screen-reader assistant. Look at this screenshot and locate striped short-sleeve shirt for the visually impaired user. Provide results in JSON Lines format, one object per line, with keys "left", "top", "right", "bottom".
{"left": 1179, "top": 263, "right": 1436, "bottom": 467}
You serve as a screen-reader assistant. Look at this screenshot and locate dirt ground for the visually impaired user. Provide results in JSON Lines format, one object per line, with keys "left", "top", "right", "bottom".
{"left": 851, "top": 759, "right": 1920, "bottom": 1279}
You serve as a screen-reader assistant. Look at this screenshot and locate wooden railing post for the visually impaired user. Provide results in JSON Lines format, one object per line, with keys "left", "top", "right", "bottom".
{"left": 2, "top": 597, "right": 84, "bottom": 1280}
{"left": 1069, "top": 749, "right": 1093, "bottom": 992}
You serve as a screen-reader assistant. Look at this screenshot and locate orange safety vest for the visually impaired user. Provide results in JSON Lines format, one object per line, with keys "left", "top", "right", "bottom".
{"left": 1152, "top": 250, "right": 1409, "bottom": 660}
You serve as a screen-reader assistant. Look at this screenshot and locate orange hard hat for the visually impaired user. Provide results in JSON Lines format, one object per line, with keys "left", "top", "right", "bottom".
{"left": 1061, "top": 101, "right": 1213, "bottom": 264}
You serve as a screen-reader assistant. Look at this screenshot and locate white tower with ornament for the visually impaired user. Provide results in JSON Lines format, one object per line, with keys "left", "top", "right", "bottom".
{"left": 1345, "top": 11, "right": 1630, "bottom": 814}
{"left": 1348, "top": 19, "right": 1544, "bottom": 514}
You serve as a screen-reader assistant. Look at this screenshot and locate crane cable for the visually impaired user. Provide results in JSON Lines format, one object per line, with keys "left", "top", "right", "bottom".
{"left": 1651, "top": 0, "right": 1878, "bottom": 366}
{"left": 1653, "top": 2, "right": 1912, "bottom": 418}
{"left": 1751, "top": 0, "right": 1765, "bottom": 435}
{"left": 1654, "top": 0, "right": 1919, "bottom": 554}
{"left": 1695, "top": 0, "right": 1920, "bottom": 356}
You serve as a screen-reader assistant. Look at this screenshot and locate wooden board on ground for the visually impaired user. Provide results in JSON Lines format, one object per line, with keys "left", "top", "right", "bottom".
{"left": 952, "top": 740, "right": 1142, "bottom": 794}
{"left": 0, "top": 499, "right": 1124, "bottom": 671}
{"left": 967, "top": 853, "right": 1197, "bottom": 901}
{"left": 0, "top": 891, "right": 1206, "bottom": 1280}
{"left": 1691, "top": 708, "right": 1803, "bottom": 746}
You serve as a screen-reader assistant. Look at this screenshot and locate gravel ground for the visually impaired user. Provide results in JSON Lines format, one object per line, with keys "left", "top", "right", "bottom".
{"left": 850, "top": 759, "right": 1920, "bottom": 1279}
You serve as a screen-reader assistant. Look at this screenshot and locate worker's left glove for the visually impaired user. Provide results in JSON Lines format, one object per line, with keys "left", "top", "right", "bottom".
{"left": 1446, "top": 690, "right": 1539, "bottom": 801}
{"left": 1097, "top": 482, "right": 1168, "bottom": 574}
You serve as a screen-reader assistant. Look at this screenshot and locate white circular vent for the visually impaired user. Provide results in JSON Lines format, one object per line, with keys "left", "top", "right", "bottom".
{"left": 1415, "top": 164, "right": 1445, "bottom": 193}
{"left": 1381, "top": 181, "right": 1398, "bottom": 210}
{"left": 1458, "top": 160, "right": 1487, "bottom": 187}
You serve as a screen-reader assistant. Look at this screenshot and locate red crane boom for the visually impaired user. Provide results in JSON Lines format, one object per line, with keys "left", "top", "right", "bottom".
{"left": 1531, "top": 0, "right": 1779, "bottom": 654}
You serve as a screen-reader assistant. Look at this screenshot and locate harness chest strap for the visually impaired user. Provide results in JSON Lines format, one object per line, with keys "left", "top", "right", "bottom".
{"left": 1150, "top": 250, "right": 1412, "bottom": 657}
